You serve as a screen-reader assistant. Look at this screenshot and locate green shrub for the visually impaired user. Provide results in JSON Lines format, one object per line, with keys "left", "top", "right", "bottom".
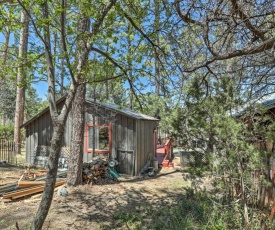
{"left": 0, "top": 124, "right": 14, "bottom": 140}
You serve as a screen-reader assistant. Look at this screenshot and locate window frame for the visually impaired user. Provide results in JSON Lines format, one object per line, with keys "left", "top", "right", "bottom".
{"left": 86, "top": 123, "right": 112, "bottom": 154}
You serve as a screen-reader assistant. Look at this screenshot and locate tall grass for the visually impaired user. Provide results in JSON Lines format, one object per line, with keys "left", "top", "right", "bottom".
{"left": 112, "top": 189, "right": 275, "bottom": 230}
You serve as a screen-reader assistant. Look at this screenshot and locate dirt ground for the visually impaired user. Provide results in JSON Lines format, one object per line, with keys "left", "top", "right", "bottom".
{"left": 0, "top": 157, "right": 193, "bottom": 230}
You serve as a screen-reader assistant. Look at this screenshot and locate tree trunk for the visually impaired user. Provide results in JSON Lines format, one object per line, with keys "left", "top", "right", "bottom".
{"left": 30, "top": 2, "right": 76, "bottom": 228}
{"left": 14, "top": 10, "right": 28, "bottom": 154}
{"left": 67, "top": 3, "right": 90, "bottom": 187}
{"left": 67, "top": 84, "right": 86, "bottom": 186}
{"left": 31, "top": 124, "right": 65, "bottom": 229}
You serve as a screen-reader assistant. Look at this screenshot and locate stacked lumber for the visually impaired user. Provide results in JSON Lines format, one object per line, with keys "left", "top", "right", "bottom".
{"left": 0, "top": 169, "right": 66, "bottom": 201}
{"left": 3, "top": 180, "right": 65, "bottom": 200}
{"left": 82, "top": 157, "right": 119, "bottom": 184}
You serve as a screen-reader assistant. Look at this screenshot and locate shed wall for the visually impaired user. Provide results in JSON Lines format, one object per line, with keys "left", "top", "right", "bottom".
{"left": 25, "top": 106, "right": 71, "bottom": 162}
{"left": 24, "top": 102, "right": 158, "bottom": 176}
{"left": 135, "top": 120, "right": 158, "bottom": 175}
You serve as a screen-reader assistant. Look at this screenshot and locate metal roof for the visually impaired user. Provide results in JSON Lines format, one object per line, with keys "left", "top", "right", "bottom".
{"left": 22, "top": 97, "right": 159, "bottom": 127}
{"left": 86, "top": 99, "right": 159, "bottom": 121}
{"left": 261, "top": 98, "right": 275, "bottom": 109}
{"left": 231, "top": 96, "right": 275, "bottom": 117}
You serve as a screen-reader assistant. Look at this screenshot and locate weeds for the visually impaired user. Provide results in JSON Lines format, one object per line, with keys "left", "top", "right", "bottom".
{"left": 111, "top": 190, "right": 275, "bottom": 230}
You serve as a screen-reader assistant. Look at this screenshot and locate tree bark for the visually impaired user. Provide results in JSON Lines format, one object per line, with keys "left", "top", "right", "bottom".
{"left": 31, "top": 124, "right": 65, "bottom": 229}
{"left": 67, "top": 84, "right": 86, "bottom": 186}
{"left": 14, "top": 9, "right": 28, "bottom": 154}
{"left": 67, "top": 3, "right": 90, "bottom": 186}
{"left": 31, "top": 1, "right": 77, "bottom": 228}
{"left": 31, "top": 87, "right": 76, "bottom": 229}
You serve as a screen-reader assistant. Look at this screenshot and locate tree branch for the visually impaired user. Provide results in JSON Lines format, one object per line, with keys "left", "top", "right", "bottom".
{"left": 122, "top": 9, "right": 165, "bottom": 55}
{"left": 175, "top": 0, "right": 203, "bottom": 26}
{"left": 61, "top": 0, "right": 75, "bottom": 85}
{"left": 185, "top": 36, "right": 275, "bottom": 72}
{"left": 89, "top": 46, "right": 128, "bottom": 75}
{"left": 89, "top": 0, "right": 116, "bottom": 38}
{"left": 230, "top": 0, "right": 266, "bottom": 41}
{"left": 0, "top": 0, "right": 14, "bottom": 4}
{"left": 17, "top": 0, "right": 50, "bottom": 52}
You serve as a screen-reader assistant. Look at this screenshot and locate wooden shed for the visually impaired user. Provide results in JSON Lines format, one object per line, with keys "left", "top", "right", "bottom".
{"left": 22, "top": 97, "right": 159, "bottom": 176}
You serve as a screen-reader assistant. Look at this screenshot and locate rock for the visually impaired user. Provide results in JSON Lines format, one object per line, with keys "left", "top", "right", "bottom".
{"left": 57, "top": 187, "right": 68, "bottom": 197}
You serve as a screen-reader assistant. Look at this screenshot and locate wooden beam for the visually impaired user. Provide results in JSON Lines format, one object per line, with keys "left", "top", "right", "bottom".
{"left": 17, "top": 181, "right": 46, "bottom": 188}
{"left": 3, "top": 180, "right": 65, "bottom": 199}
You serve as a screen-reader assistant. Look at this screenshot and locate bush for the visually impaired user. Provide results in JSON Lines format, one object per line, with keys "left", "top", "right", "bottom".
{"left": 0, "top": 124, "right": 14, "bottom": 140}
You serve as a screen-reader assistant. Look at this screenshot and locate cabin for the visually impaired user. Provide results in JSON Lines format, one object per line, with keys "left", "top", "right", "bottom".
{"left": 22, "top": 97, "right": 159, "bottom": 176}
{"left": 242, "top": 98, "right": 275, "bottom": 152}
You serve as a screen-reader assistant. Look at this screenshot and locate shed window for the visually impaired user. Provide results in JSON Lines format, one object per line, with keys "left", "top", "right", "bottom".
{"left": 86, "top": 124, "right": 111, "bottom": 153}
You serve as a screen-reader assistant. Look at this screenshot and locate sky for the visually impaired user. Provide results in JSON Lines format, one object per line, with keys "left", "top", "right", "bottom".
{"left": 33, "top": 81, "right": 48, "bottom": 100}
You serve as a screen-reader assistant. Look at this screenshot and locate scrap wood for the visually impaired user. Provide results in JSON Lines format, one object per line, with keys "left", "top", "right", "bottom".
{"left": 0, "top": 198, "right": 12, "bottom": 203}
{"left": 3, "top": 180, "right": 65, "bottom": 200}
{"left": 0, "top": 183, "right": 17, "bottom": 195}
{"left": 17, "top": 181, "right": 46, "bottom": 188}
{"left": 17, "top": 178, "right": 65, "bottom": 188}
{"left": 34, "top": 170, "right": 67, "bottom": 181}
{"left": 20, "top": 168, "right": 48, "bottom": 181}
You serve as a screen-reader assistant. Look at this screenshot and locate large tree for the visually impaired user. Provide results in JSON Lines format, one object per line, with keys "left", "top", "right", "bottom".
{"left": 172, "top": 0, "right": 275, "bottom": 226}
{"left": 14, "top": 9, "right": 28, "bottom": 155}
{"left": 175, "top": 0, "right": 275, "bottom": 96}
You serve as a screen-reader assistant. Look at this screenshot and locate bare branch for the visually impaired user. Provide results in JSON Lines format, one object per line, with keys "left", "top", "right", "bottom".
{"left": 175, "top": 0, "right": 203, "bottom": 26}
{"left": 230, "top": 0, "right": 266, "bottom": 41}
{"left": 185, "top": 36, "right": 275, "bottom": 72}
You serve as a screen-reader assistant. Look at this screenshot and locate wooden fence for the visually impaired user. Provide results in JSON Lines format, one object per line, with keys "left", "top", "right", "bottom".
{"left": 0, "top": 139, "right": 15, "bottom": 164}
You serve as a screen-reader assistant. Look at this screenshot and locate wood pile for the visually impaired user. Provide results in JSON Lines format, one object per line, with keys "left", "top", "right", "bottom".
{"left": 82, "top": 157, "right": 119, "bottom": 184}
{"left": 0, "top": 168, "right": 66, "bottom": 201}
